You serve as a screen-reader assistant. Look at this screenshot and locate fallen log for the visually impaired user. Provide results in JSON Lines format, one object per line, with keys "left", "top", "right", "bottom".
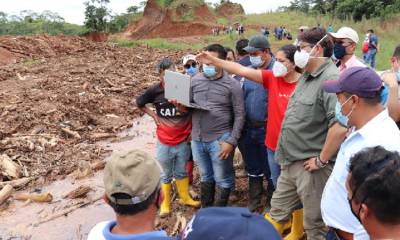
{"left": 14, "top": 192, "right": 53, "bottom": 202}
{"left": 0, "top": 177, "right": 33, "bottom": 189}
{"left": 61, "top": 128, "right": 81, "bottom": 139}
{"left": 0, "top": 184, "right": 13, "bottom": 205}
{"left": 0, "top": 154, "right": 22, "bottom": 179}
{"left": 90, "top": 133, "right": 115, "bottom": 141}
{"left": 63, "top": 185, "right": 92, "bottom": 199}
{"left": 90, "top": 160, "right": 106, "bottom": 171}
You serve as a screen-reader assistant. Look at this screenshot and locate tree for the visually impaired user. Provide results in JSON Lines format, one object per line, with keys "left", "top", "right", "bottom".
{"left": 286, "top": 0, "right": 400, "bottom": 21}
{"left": 84, "top": 0, "right": 111, "bottom": 32}
{"left": 127, "top": 6, "right": 139, "bottom": 14}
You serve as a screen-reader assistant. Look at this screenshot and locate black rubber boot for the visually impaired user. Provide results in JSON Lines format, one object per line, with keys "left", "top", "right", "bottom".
{"left": 248, "top": 176, "right": 263, "bottom": 212}
{"left": 200, "top": 181, "right": 215, "bottom": 208}
{"left": 215, "top": 186, "right": 231, "bottom": 207}
{"left": 265, "top": 178, "right": 275, "bottom": 212}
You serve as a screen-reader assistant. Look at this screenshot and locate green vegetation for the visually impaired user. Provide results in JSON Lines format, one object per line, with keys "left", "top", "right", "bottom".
{"left": 217, "top": 17, "right": 229, "bottom": 25}
{"left": 84, "top": 0, "right": 144, "bottom": 33}
{"left": 112, "top": 11, "right": 397, "bottom": 71}
{"left": 0, "top": 10, "right": 87, "bottom": 35}
{"left": 284, "top": 0, "right": 400, "bottom": 21}
{"left": 245, "top": 11, "right": 399, "bottom": 70}
{"left": 156, "top": 0, "right": 175, "bottom": 8}
{"left": 84, "top": 0, "right": 110, "bottom": 32}
{"left": 110, "top": 37, "right": 204, "bottom": 50}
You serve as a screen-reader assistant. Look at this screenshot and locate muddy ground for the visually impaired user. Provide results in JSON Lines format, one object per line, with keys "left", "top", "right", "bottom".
{"left": 0, "top": 35, "right": 274, "bottom": 239}
{"left": 0, "top": 35, "right": 186, "bottom": 183}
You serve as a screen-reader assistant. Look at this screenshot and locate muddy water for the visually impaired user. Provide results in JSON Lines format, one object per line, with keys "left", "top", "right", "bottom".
{"left": 0, "top": 115, "right": 157, "bottom": 240}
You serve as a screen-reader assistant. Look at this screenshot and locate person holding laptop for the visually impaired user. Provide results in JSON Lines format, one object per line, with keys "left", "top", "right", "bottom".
{"left": 172, "top": 44, "right": 245, "bottom": 207}
{"left": 136, "top": 58, "right": 200, "bottom": 218}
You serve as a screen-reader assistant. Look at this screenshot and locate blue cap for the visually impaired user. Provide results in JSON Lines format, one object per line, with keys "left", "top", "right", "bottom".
{"left": 323, "top": 67, "right": 383, "bottom": 98}
{"left": 177, "top": 207, "right": 282, "bottom": 240}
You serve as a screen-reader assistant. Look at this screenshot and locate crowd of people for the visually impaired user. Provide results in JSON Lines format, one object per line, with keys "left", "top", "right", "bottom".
{"left": 212, "top": 24, "right": 245, "bottom": 36}
{"left": 88, "top": 26, "right": 400, "bottom": 240}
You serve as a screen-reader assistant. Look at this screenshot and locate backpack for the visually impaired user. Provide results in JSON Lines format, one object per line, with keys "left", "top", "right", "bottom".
{"left": 362, "top": 41, "right": 369, "bottom": 53}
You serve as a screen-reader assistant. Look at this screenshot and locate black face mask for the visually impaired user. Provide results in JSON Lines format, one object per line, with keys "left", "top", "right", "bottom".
{"left": 333, "top": 43, "right": 346, "bottom": 60}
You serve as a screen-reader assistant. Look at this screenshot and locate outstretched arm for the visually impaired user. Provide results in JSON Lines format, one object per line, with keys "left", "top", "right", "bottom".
{"left": 382, "top": 72, "right": 400, "bottom": 122}
{"left": 197, "top": 51, "right": 263, "bottom": 84}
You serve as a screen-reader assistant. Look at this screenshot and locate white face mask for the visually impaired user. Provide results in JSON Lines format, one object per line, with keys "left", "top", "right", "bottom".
{"left": 294, "top": 35, "right": 328, "bottom": 69}
{"left": 294, "top": 49, "right": 311, "bottom": 69}
{"left": 272, "top": 61, "right": 288, "bottom": 77}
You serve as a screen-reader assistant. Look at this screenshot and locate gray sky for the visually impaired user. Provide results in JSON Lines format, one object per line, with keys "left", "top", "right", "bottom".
{"left": 0, "top": 0, "right": 292, "bottom": 25}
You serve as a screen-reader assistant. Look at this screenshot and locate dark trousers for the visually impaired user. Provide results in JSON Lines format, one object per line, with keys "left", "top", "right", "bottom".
{"left": 238, "top": 127, "right": 271, "bottom": 179}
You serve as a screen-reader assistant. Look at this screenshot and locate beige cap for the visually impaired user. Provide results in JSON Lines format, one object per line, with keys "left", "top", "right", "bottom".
{"left": 329, "top": 27, "right": 359, "bottom": 43}
{"left": 103, "top": 150, "right": 160, "bottom": 205}
{"left": 298, "top": 26, "right": 309, "bottom": 30}
{"left": 183, "top": 54, "right": 197, "bottom": 65}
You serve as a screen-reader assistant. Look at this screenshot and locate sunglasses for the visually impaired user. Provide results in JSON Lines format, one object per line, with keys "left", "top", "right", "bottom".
{"left": 184, "top": 62, "right": 197, "bottom": 69}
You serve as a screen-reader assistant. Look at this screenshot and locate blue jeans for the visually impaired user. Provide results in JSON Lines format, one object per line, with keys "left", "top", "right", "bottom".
{"left": 238, "top": 127, "right": 270, "bottom": 179}
{"left": 365, "top": 48, "right": 377, "bottom": 68}
{"left": 267, "top": 148, "right": 281, "bottom": 188}
{"left": 156, "top": 140, "right": 190, "bottom": 183}
{"left": 325, "top": 229, "right": 343, "bottom": 240}
{"left": 191, "top": 132, "right": 235, "bottom": 189}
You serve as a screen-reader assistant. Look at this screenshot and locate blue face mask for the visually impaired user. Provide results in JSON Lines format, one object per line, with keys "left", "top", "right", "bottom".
{"left": 250, "top": 55, "right": 264, "bottom": 68}
{"left": 381, "top": 85, "right": 389, "bottom": 107}
{"left": 203, "top": 64, "right": 217, "bottom": 78}
{"left": 333, "top": 43, "right": 346, "bottom": 60}
{"left": 335, "top": 96, "right": 354, "bottom": 127}
{"left": 186, "top": 66, "right": 198, "bottom": 77}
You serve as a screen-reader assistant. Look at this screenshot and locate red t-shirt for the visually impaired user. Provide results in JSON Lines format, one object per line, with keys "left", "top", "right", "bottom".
{"left": 262, "top": 70, "right": 297, "bottom": 151}
{"left": 136, "top": 83, "right": 192, "bottom": 146}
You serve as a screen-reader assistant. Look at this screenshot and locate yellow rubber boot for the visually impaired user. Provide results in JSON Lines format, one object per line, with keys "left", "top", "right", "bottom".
{"left": 264, "top": 213, "right": 292, "bottom": 236}
{"left": 284, "top": 209, "right": 304, "bottom": 240}
{"left": 159, "top": 183, "right": 171, "bottom": 217}
{"left": 176, "top": 177, "right": 200, "bottom": 208}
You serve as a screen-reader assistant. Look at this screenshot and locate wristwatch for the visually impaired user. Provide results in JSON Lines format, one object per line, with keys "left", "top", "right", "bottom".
{"left": 315, "top": 155, "right": 329, "bottom": 168}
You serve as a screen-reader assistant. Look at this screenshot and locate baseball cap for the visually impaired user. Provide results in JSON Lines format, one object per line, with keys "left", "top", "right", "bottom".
{"left": 177, "top": 207, "right": 281, "bottom": 240}
{"left": 244, "top": 35, "right": 270, "bottom": 53}
{"left": 323, "top": 67, "right": 383, "bottom": 98}
{"left": 182, "top": 54, "right": 197, "bottom": 65}
{"left": 103, "top": 150, "right": 161, "bottom": 205}
{"left": 329, "top": 27, "right": 359, "bottom": 43}
{"left": 298, "top": 26, "right": 309, "bottom": 30}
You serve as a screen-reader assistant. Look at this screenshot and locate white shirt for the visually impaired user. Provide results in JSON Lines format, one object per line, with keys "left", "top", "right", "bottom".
{"left": 321, "top": 110, "right": 400, "bottom": 240}
{"left": 87, "top": 221, "right": 108, "bottom": 240}
{"left": 87, "top": 220, "right": 169, "bottom": 240}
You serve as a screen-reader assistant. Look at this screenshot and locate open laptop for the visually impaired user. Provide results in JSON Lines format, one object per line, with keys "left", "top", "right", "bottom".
{"left": 164, "top": 70, "right": 209, "bottom": 110}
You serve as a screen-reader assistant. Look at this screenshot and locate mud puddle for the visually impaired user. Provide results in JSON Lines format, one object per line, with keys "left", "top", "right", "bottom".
{"left": 0, "top": 115, "right": 156, "bottom": 240}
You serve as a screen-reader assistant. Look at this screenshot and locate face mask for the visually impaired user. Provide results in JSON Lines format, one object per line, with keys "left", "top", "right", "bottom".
{"left": 335, "top": 96, "right": 354, "bottom": 127}
{"left": 380, "top": 85, "right": 389, "bottom": 107}
{"left": 294, "top": 50, "right": 310, "bottom": 69}
{"left": 295, "top": 35, "right": 328, "bottom": 69}
{"left": 186, "top": 66, "right": 198, "bottom": 77}
{"left": 333, "top": 43, "right": 346, "bottom": 60}
{"left": 250, "top": 55, "right": 264, "bottom": 68}
{"left": 203, "top": 64, "right": 217, "bottom": 78}
{"left": 272, "top": 61, "right": 288, "bottom": 77}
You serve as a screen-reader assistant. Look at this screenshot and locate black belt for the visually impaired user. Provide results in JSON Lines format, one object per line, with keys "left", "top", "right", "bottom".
{"left": 245, "top": 120, "right": 265, "bottom": 129}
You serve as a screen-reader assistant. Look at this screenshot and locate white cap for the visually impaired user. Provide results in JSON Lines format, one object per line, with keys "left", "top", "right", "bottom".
{"left": 298, "top": 26, "right": 309, "bottom": 30}
{"left": 182, "top": 54, "right": 197, "bottom": 65}
{"left": 329, "top": 27, "right": 359, "bottom": 43}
